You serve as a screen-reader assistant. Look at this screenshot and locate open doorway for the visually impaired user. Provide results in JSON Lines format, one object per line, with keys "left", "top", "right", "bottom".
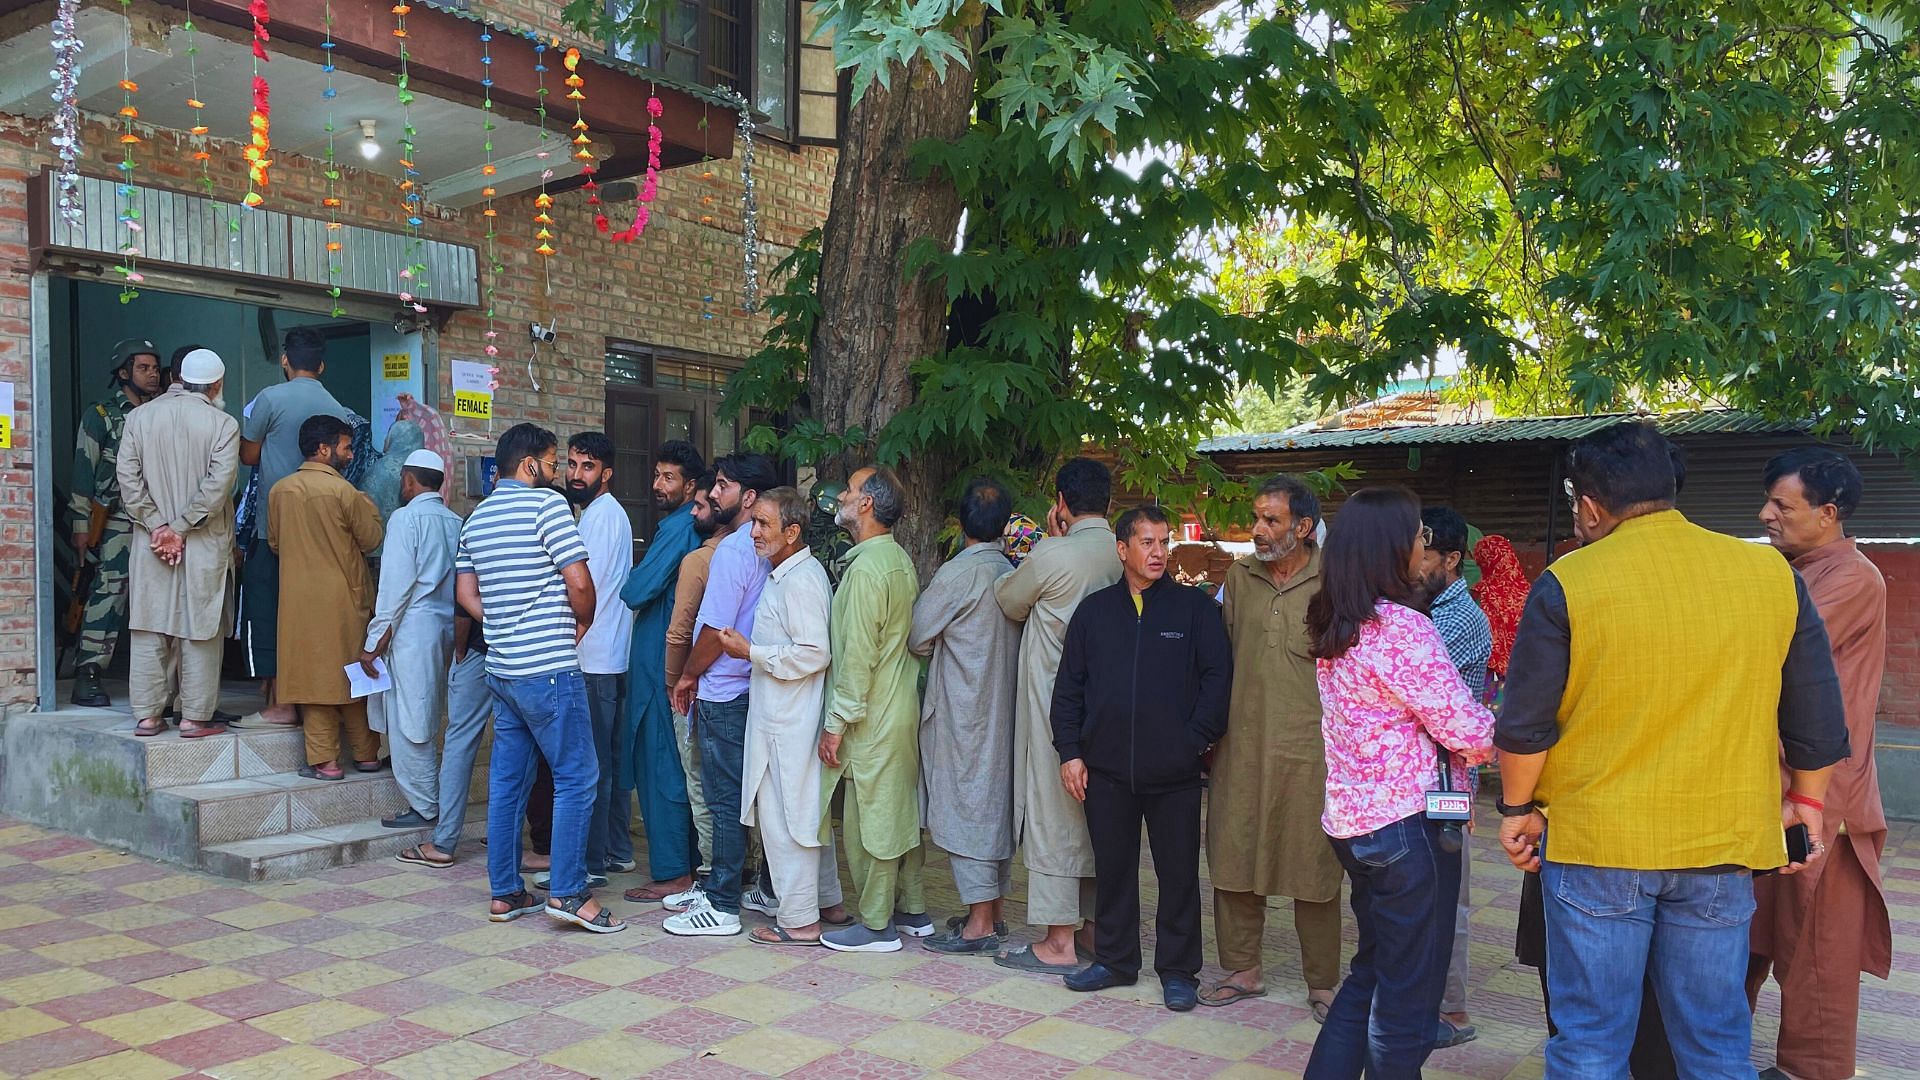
{"left": 44, "top": 277, "right": 425, "bottom": 699}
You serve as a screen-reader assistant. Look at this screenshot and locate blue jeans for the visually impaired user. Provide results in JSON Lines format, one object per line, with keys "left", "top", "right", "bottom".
{"left": 433, "top": 649, "right": 491, "bottom": 856}
{"left": 485, "top": 669, "right": 597, "bottom": 900}
{"left": 1306, "top": 814, "right": 1459, "bottom": 1080}
{"left": 694, "top": 695, "right": 748, "bottom": 915}
{"left": 584, "top": 673, "right": 633, "bottom": 873}
{"left": 1541, "top": 855, "right": 1756, "bottom": 1079}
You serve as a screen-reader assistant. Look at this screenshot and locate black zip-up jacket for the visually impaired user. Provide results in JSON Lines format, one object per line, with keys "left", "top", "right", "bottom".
{"left": 1050, "top": 575, "right": 1233, "bottom": 793}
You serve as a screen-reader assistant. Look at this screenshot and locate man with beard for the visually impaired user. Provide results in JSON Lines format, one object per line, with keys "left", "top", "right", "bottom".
{"left": 270, "top": 415, "right": 384, "bottom": 780}
{"left": 70, "top": 337, "right": 167, "bottom": 707}
{"left": 618, "top": 442, "right": 709, "bottom": 901}
{"left": 1203, "top": 474, "right": 1344, "bottom": 1018}
{"left": 665, "top": 453, "right": 777, "bottom": 935}
{"left": 116, "top": 348, "right": 238, "bottom": 737}
{"left": 1417, "top": 504, "right": 1493, "bottom": 1047}
{"left": 562, "top": 432, "right": 635, "bottom": 888}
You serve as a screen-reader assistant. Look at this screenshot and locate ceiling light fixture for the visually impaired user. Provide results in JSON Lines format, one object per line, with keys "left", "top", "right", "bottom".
{"left": 358, "top": 119, "right": 380, "bottom": 160}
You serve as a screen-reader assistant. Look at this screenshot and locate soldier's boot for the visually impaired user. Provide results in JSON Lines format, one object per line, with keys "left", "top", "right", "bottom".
{"left": 71, "top": 664, "right": 110, "bottom": 708}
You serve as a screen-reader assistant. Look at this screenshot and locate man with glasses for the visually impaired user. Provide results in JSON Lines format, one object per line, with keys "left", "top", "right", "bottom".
{"left": 457, "top": 423, "right": 622, "bottom": 934}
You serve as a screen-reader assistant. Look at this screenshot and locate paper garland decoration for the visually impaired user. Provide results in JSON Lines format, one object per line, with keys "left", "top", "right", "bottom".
{"left": 321, "top": 0, "right": 343, "bottom": 315}
{"left": 610, "top": 96, "right": 663, "bottom": 244}
{"left": 50, "top": 0, "right": 82, "bottom": 225}
{"left": 182, "top": 0, "right": 214, "bottom": 191}
{"left": 242, "top": 0, "right": 270, "bottom": 206}
{"left": 562, "top": 48, "right": 604, "bottom": 233}
{"left": 480, "top": 26, "right": 501, "bottom": 359}
{"left": 113, "top": 0, "right": 142, "bottom": 302}
{"left": 393, "top": 2, "right": 427, "bottom": 309}
{"left": 532, "top": 42, "right": 555, "bottom": 257}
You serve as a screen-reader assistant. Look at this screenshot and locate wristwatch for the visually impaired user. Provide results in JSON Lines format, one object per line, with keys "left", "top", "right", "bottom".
{"left": 1495, "top": 797, "right": 1537, "bottom": 818}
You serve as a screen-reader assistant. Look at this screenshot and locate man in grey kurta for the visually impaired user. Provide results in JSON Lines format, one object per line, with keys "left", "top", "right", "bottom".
{"left": 116, "top": 350, "right": 239, "bottom": 737}
{"left": 992, "top": 458, "right": 1121, "bottom": 973}
{"left": 913, "top": 478, "right": 1021, "bottom": 954}
{"left": 362, "top": 450, "right": 461, "bottom": 828}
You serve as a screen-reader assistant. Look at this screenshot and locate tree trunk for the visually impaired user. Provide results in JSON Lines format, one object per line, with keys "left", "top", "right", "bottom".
{"left": 809, "top": 49, "right": 978, "bottom": 582}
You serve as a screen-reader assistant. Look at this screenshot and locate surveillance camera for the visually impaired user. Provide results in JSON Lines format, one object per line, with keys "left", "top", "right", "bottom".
{"left": 530, "top": 321, "right": 557, "bottom": 344}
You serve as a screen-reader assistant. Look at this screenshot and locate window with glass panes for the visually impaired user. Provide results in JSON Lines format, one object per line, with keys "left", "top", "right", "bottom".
{"left": 607, "top": 0, "right": 829, "bottom": 142}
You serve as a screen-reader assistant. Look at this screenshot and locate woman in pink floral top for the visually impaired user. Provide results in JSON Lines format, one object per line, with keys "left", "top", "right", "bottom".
{"left": 1301, "top": 487, "right": 1496, "bottom": 1079}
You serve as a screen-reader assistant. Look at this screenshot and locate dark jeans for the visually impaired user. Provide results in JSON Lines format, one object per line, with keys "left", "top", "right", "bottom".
{"left": 1084, "top": 770, "right": 1202, "bottom": 982}
{"left": 584, "top": 673, "right": 631, "bottom": 874}
{"left": 1307, "top": 813, "right": 1460, "bottom": 1080}
{"left": 485, "top": 670, "right": 597, "bottom": 900}
{"left": 694, "top": 695, "right": 748, "bottom": 915}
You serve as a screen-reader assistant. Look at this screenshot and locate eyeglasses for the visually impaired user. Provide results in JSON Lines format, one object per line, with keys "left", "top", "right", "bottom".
{"left": 1563, "top": 477, "right": 1578, "bottom": 506}
{"left": 1418, "top": 524, "right": 1434, "bottom": 546}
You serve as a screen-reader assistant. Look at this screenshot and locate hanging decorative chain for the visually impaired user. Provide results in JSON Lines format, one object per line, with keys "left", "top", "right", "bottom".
{"left": 562, "top": 48, "right": 604, "bottom": 232}
{"left": 532, "top": 41, "right": 555, "bottom": 257}
{"left": 243, "top": 0, "right": 271, "bottom": 207}
{"left": 480, "top": 25, "right": 502, "bottom": 360}
{"left": 722, "top": 89, "right": 761, "bottom": 313}
{"left": 321, "top": 0, "right": 343, "bottom": 315}
{"left": 49, "top": 0, "right": 83, "bottom": 225}
{"left": 182, "top": 0, "right": 213, "bottom": 193}
{"left": 113, "top": 0, "right": 142, "bottom": 301}
{"left": 393, "top": 2, "right": 427, "bottom": 311}
{"left": 611, "top": 94, "right": 663, "bottom": 244}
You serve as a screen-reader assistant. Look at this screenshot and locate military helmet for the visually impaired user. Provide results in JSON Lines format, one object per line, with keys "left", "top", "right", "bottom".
{"left": 811, "top": 479, "right": 846, "bottom": 518}
{"left": 108, "top": 337, "right": 159, "bottom": 382}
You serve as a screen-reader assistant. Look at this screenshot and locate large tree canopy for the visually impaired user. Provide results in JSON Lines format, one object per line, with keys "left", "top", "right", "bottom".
{"left": 578, "top": 0, "right": 1920, "bottom": 572}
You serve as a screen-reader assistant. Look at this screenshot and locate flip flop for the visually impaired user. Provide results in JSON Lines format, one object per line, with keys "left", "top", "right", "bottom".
{"left": 177, "top": 722, "right": 228, "bottom": 739}
{"left": 751, "top": 926, "right": 822, "bottom": 947}
{"left": 623, "top": 882, "right": 686, "bottom": 903}
{"left": 1199, "top": 983, "right": 1268, "bottom": 1008}
{"left": 133, "top": 718, "right": 166, "bottom": 737}
{"left": 298, "top": 764, "right": 345, "bottom": 782}
{"left": 1311, "top": 998, "right": 1333, "bottom": 1024}
{"left": 993, "top": 944, "right": 1079, "bottom": 975}
{"left": 396, "top": 846, "right": 454, "bottom": 869}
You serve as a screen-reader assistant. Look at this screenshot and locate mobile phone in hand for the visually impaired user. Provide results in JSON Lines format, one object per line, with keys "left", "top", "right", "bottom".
{"left": 1785, "top": 823, "right": 1812, "bottom": 864}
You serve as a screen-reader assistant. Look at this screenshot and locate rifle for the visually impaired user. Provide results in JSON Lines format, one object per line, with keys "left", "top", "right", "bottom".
{"left": 64, "top": 502, "right": 110, "bottom": 636}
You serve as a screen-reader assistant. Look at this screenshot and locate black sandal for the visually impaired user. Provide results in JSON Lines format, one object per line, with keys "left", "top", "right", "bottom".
{"left": 488, "top": 890, "right": 543, "bottom": 922}
{"left": 547, "top": 892, "right": 625, "bottom": 934}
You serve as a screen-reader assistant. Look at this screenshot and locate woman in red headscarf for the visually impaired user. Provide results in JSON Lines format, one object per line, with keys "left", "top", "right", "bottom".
{"left": 1469, "top": 535, "right": 1530, "bottom": 698}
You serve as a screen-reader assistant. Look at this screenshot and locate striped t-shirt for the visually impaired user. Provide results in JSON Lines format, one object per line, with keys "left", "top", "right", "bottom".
{"left": 456, "top": 480, "right": 590, "bottom": 678}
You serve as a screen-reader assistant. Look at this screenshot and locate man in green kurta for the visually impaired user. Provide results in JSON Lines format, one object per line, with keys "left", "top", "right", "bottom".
{"left": 1203, "top": 474, "right": 1344, "bottom": 1017}
{"left": 818, "top": 466, "right": 928, "bottom": 953}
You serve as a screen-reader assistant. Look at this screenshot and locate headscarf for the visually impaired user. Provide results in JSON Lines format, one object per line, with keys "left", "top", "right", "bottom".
{"left": 1003, "top": 513, "right": 1044, "bottom": 567}
{"left": 1470, "top": 534, "right": 1530, "bottom": 677}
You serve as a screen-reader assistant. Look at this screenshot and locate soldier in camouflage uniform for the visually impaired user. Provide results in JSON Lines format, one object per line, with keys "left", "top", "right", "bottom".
{"left": 809, "top": 478, "right": 854, "bottom": 587}
{"left": 70, "top": 338, "right": 167, "bottom": 707}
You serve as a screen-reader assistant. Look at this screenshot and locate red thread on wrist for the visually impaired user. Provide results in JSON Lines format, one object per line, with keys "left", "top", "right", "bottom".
{"left": 1787, "top": 792, "right": 1824, "bottom": 812}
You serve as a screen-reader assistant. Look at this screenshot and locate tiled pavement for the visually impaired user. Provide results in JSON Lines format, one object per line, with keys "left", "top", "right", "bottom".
{"left": 0, "top": 807, "right": 1914, "bottom": 1079}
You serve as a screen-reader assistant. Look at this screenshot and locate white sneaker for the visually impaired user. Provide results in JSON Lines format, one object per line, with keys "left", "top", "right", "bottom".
{"left": 741, "top": 884, "right": 778, "bottom": 917}
{"left": 608, "top": 859, "right": 638, "bottom": 873}
{"left": 661, "top": 883, "right": 706, "bottom": 912}
{"left": 663, "top": 901, "right": 742, "bottom": 937}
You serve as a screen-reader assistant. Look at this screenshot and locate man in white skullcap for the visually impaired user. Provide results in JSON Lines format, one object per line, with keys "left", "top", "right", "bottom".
{"left": 116, "top": 348, "right": 240, "bottom": 737}
{"left": 361, "top": 448, "right": 463, "bottom": 831}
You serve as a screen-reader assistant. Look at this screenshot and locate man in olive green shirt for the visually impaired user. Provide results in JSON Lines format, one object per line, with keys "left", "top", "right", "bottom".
{"left": 818, "top": 466, "right": 928, "bottom": 953}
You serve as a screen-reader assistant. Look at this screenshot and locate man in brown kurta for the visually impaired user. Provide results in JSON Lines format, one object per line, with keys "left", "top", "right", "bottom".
{"left": 269, "top": 414, "right": 384, "bottom": 778}
{"left": 1749, "top": 448, "right": 1891, "bottom": 1080}
{"left": 1204, "top": 475, "right": 1344, "bottom": 1016}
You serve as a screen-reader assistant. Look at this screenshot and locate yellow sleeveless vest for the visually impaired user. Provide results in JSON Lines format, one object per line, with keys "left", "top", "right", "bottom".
{"left": 1539, "top": 511, "right": 1796, "bottom": 870}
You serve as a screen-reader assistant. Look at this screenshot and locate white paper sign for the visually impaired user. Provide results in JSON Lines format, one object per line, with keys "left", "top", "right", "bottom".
{"left": 345, "top": 657, "right": 392, "bottom": 699}
{"left": 450, "top": 359, "right": 493, "bottom": 420}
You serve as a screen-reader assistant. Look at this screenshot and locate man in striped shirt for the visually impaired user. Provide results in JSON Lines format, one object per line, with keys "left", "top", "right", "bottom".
{"left": 455, "top": 423, "right": 623, "bottom": 934}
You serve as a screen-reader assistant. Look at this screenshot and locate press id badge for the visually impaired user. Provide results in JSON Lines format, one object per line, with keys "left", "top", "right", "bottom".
{"left": 1425, "top": 790, "right": 1472, "bottom": 820}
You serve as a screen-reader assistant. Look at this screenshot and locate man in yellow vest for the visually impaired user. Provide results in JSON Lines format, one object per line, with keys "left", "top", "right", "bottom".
{"left": 1493, "top": 422, "right": 1849, "bottom": 1077}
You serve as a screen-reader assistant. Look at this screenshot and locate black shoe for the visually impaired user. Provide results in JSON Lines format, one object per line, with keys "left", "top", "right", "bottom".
{"left": 1063, "top": 962, "right": 1136, "bottom": 993}
{"left": 71, "top": 665, "right": 109, "bottom": 708}
{"left": 1162, "top": 976, "right": 1199, "bottom": 1012}
{"left": 381, "top": 809, "right": 437, "bottom": 829}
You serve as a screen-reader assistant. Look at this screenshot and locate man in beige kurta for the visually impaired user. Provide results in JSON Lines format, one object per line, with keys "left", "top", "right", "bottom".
{"left": 1204, "top": 475, "right": 1344, "bottom": 1015}
{"left": 1749, "top": 448, "right": 1891, "bottom": 1080}
{"left": 992, "top": 457, "right": 1120, "bottom": 972}
{"left": 268, "top": 415, "right": 384, "bottom": 777}
{"left": 115, "top": 350, "right": 239, "bottom": 738}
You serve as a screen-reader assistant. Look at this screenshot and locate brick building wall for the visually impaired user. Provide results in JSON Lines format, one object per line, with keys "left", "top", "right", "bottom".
{"left": 0, "top": 54, "right": 837, "bottom": 703}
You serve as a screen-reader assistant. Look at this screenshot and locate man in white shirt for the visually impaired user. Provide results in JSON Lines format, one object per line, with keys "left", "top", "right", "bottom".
{"left": 564, "top": 432, "right": 636, "bottom": 886}
{"left": 360, "top": 450, "right": 462, "bottom": 829}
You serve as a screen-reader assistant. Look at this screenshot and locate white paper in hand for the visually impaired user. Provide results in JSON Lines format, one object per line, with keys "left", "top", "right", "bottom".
{"left": 346, "top": 657, "right": 392, "bottom": 699}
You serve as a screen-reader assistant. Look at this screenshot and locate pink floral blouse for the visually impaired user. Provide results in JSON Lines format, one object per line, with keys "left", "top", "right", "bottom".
{"left": 1317, "top": 601, "right": 1497, "bottom": 839}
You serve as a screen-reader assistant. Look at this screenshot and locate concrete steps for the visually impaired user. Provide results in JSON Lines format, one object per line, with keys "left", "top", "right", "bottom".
{"left": 0, "top": 706, "right": 491, "bottom": 881}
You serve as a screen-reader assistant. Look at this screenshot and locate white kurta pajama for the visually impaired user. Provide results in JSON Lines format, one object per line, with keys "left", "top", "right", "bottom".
{"left": 364, "top": 490, "right": 461, "bottom": 819}
{"left": 742, "top": 550, "right": 843, "bottom": 928}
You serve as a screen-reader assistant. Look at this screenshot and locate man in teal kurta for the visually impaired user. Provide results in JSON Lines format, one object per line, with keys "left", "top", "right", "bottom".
{"left": 619, "top": 442, "right": 707, "bottom": 892}
{"left": 818, "top": 466, "right": 928, "bottom": 953}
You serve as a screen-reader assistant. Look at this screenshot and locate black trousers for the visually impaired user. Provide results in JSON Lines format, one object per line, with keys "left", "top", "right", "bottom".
{"left": 526, "top": 759, "right": 554, "bottom": 856}
{"left": 1084, "top": 770, "right": 1202, "bottom": 982}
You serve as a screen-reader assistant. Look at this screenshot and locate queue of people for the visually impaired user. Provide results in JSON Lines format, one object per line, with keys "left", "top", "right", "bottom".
{"left": 98, "top": 338, "right": 1890, "bottom": 1078}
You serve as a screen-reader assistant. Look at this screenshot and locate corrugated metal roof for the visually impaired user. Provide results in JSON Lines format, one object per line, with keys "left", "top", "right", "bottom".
{"left": 1199, "top": 409, "right": 1810, "bottom": 454}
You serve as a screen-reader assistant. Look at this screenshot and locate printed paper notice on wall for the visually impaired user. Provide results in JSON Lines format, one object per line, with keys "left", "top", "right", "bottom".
{"left": 450, "top": 359, "right": 493, "bottom": 420}
{"left": 0, "top": 381, "right": 13, "bottom": 449}
{"left": 382, "top": 353, "right": 411, "bottom": 382}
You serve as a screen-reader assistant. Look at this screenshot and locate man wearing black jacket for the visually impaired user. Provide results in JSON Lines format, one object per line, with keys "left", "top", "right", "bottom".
{"left": 1051, "top": 504, "right": 1232, "bottom": 1011}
